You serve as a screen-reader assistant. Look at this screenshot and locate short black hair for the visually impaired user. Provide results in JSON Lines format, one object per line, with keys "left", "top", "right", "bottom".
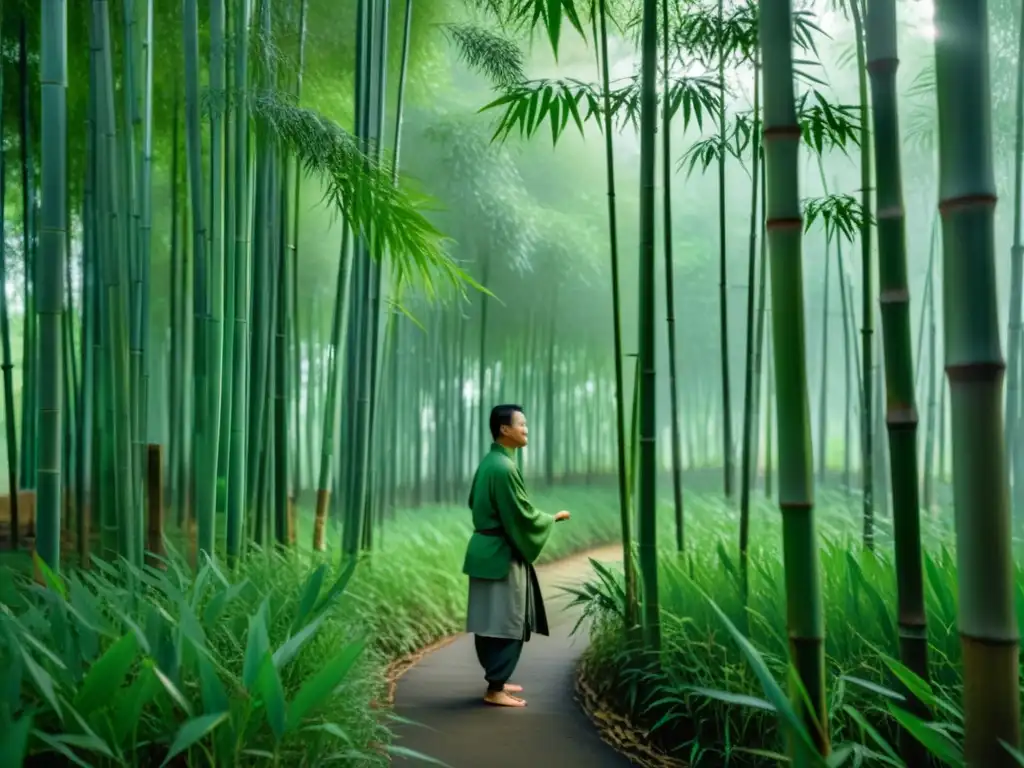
{"left": 490, "top": 404, "right": 524, "bottom": 440}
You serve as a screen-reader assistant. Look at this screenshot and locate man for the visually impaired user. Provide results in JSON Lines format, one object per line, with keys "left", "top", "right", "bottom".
{"left": 462, "top": 404, "right": 571, "bottom": 708}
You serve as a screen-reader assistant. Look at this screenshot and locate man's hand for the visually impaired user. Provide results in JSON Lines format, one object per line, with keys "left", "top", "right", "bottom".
{"left": 554, "top": 510, "right": 571, "bottom": 522}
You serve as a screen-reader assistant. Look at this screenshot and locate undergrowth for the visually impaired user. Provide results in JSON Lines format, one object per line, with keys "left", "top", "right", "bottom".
{"left": 0, "top": 484, "right": 621, "bottom": 767}
{"left": 571, "top": 490, "right": 1024, "bottom": 767}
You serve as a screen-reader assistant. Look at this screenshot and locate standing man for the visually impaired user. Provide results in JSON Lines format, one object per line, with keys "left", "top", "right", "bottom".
{"left": 462, "top": 404, "right": 571, "bottom": 708}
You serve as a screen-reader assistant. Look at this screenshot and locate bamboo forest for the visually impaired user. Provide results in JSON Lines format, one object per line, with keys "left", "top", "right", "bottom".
{"left": 2, "top": 0, "right": 1023, "bottom": 765}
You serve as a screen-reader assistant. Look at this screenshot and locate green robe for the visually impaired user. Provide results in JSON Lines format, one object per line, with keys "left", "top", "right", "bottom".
{"left": 463, "top": 443, "right": 554, "bottom": 640}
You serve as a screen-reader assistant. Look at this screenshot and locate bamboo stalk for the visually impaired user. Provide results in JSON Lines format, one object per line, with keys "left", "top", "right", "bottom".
{"left": 760, "top": 0, "right": 828, "bottom": 756}
{"left": 934, "top": 0, "right": 1021, "bottom": 761}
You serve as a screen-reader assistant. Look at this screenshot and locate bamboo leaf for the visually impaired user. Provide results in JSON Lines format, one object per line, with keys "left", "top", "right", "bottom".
{"left": 197, "top": 653, "right": 229, "bottom": 714}
{"left": 886, "top": 704, "right": 964, "bottom": 766}
{"left": 699, "top": 593, "right": 827, "bottom": 764}
{"left": 152, "top": 665, "right": 194, "bottom": 717}
{"left": 73, "top": 632, "right": 139, "bottom": 715}
{"left": 30, "top": 730, "right": 91, "bottom": 768}
{"left": 0, "top": 714, "right": 33, "bottom": 766}
{"left": 286, "top": 636, "right": 366, "bottom": 730}
{"left": 257, "top": 654, "right": 288, "bottom": 741}
{"left": 273, "top": 612, "right": 328, "bottom": 671}
{"left": 291, "top": 565, "right": 326, "bottom": 633}
{"left": 161, "top": 711, "right": 230, "bottom": 767}
{"left": 32, "top": 552, "right": 67, "bottom": 599}
{"left": 19, "top": 645, "right": 64, "bottom": 722}
{"left": 442, "top": 23, "right": 525, "bottom": 86}
{"left": 243, "top": 599, "right": 271, "bottom": 690}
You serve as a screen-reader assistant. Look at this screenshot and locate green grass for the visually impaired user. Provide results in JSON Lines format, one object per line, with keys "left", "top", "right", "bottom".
{"left": 0, "top": 484, "right": 622, "bottom": 767}
{"left": 573, "top": 489, "right": 1013, "bottom": 766}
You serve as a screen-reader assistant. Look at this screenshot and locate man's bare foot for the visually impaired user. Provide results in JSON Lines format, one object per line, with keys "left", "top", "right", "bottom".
{"left": 483, "top": 690, "right": 527, "bottom": 707}
{"left": 504, "top": 683, "right": 523, "bottom": 693}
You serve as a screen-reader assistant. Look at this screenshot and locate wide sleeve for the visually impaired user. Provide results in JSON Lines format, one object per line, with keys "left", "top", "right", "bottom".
{"left": 492, "top": 462, "right": 554, "bottom": 564}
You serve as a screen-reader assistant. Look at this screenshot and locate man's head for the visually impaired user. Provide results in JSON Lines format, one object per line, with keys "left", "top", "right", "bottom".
{"left": 490, "top": 404, "right": 528, "bottom": 448}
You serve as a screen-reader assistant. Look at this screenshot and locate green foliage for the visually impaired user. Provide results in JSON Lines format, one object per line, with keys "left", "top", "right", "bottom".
{"left": 0, "top": 487, "right": 622, "bottom": 766}
{"left": 475, "top": 0, "right": 589, "bottom": 58}
{"left": 480, "top": 73, "right": 721, "bottom": 144}
{"left": 680, "top": 90, "right": 860, "bottom": 181}
{"left": 661, "top": 0, "right": 824, "bottom": 65}
{"left": 803, "top": 193, "right": 869, "bottom": 244}
{"left": 245, "top": 90, "right": 473, "bottom": 297}
{"left": 571, "top": 492, "right": 1021, "bottom": 766}
{"left": 795, "top": 91, "right": 862, "bottom": 157}
{"left": 441, "top": 23, "right": 527, "bottom": 87}
{"left": 0, "top": 546, "right": 371, "bottom": 766}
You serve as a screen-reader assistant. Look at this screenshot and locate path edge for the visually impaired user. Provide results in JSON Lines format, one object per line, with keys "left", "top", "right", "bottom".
{"left": 574, "top": 650, "right": 689, "bottom": 768}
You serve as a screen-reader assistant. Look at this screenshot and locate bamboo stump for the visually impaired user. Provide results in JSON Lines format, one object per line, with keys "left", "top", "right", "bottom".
{"left": 146, "top": 444, "right": 165, "bottom": 569}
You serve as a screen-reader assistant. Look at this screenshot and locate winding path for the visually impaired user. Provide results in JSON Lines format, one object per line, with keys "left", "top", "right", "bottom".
{"left": 391, "top": 545, "right": 633, "bottom": 767}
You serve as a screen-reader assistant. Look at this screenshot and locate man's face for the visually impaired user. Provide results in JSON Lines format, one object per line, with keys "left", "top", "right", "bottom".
{"left": 501, "top": 411, "right": 529, "bottom": 448}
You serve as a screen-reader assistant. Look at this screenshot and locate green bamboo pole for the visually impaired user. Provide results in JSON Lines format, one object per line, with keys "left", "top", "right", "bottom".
{"left": 750, "top": 156, "right": 768, "bottom": 488}
{"left": 93, "top": 0, "right": 139, "bottom": 566}
{"left": 273, "top": 172, "right": 290, "bottom": 547}
{"left": 311, "top": 229, "right": 353, "bottom": 550}
{"left": 0, "top": 18, "right": 20, "bottom": 553}
{"left": 835, "top": 233, "right": 855, "bottom": 491}
{"left": 637, "top": 0, "right": 660, "bottom": 653}
{"left": 169, "top": 85, "right": 184, "bottom": 524}
{"left": 360, "top": 0, "right": 395, "bottom": 552}
{"left": 923, "top": 264, "right": 939, "bottom": 510}
{"left": 138, "top": 0, "right": 154, "bottom": 477}
{"left": 62, "top": 232, "right": 78, "bottom": 546}
{"left": 1008, "top": 3, "right": 1024, "bottom": 515}
{"left": 934, "top": 0, "right": 1021, "bottom": 761}
{"left": 738, "top": 45, "right": 761, "bottom": 601}
{"left": 291, "top": 0, "right": 310, "bottom": 496}
{"left": 183, "top": 0, "right": 213, "bottom": 560}
{"left": 87, "top": 31, "right": 114, "bottom": 558}
{"left": 19, "top": 19, "right": 38, "bottom": 495}
{"left": 226, "top": 0, "right": 251, "bottom": 563}
{"left": 764, "top": 334, "right": 774, "bottom": 497}
{"left": 873, "top": 331, "right": 889, "bottom": 516}
{"left": 816, "top": 235, "right": 830, "bottom": 480}
{"left": 123, "top": 0, "right": 145, "bottom": 533}
{"left": 711, "top": 0, "right": 735, "bottom": 501}
{"left": 79, "top": 95, "right": 97, "bottom": 564}
{"left": 206, "top": 0, "right": 227, "bottom": 529}
{"left": 593, "top": 0, "right": 638, "bottom": 633}
{"left": 36, "top": 0, "right": 69, "bottom": 571}
{"left": 247, "top": 0, "right": 278, "bottom": 539}
{"left": 661, "top": 0, "right": 685, "bottom": 553}
{"left": 848, "top": 0, "right": 875, "bottom": 549}
{"left": 344, "top": 0, "right": 375, "bottom": 557}
{"left": 760, "top": 0, "right": 828, "bottom": 758}
{"left": 865, "top": 7, "right": 930, "bottom": 760}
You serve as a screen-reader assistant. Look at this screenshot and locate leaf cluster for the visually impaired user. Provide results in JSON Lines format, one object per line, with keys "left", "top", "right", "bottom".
{"left": 0, "top": 548, "right": 367, "bottom": 766}
{"left": 244, "top": 89, "right": 471, "bottom": 297}
{"left": 803, "top": 192, "right": 870, "bottom": 244}
{"left": 480, "top": 71, "right": 722, "bottom": 144}
{"left": 650, "top": 0, "right": 824, "bottom": 67}
{"left": 679, "top": 87, "right": 860, "bottom": 176}
{"left": 441, "top": 23, "right": 526, "bottom": 88}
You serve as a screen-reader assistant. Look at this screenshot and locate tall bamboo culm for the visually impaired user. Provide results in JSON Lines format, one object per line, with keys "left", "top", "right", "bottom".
{"left": 37, "top": 0, "right": 69, "bottom": 572}
{"left": 864, "top": 1, "right": 930, "bottom": 763}
{"left": 933, "top": 0, "right": 1021, "bottom": 763}
{"left": 759, "top": 0, "right": 828, "bottom": 759}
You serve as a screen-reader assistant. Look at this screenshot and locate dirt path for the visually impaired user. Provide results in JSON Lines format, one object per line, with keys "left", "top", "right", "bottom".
{"left": 390, "top": 544, "right": 633, "bottom": 767}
